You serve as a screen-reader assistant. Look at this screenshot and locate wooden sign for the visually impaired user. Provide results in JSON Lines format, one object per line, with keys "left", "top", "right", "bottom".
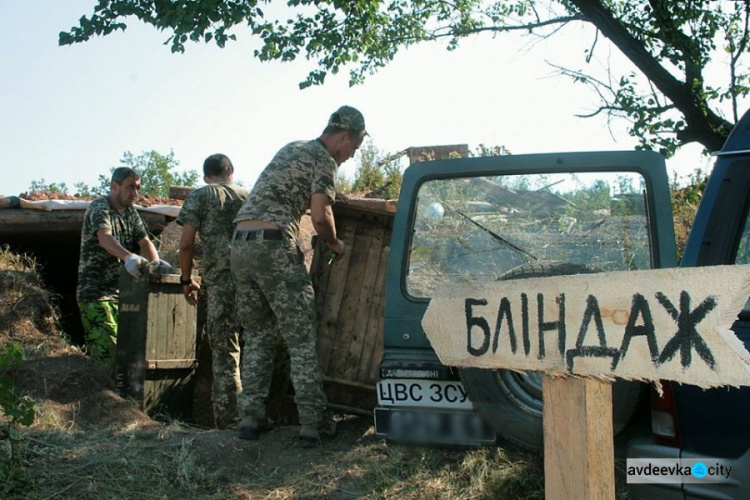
{"left": 422, "top": 265, "right": 750, "bottom": 388}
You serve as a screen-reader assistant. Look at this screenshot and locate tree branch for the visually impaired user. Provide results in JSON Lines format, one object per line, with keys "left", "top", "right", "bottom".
{"left": 569, "top": 0, "right": 732, "bottom": 151}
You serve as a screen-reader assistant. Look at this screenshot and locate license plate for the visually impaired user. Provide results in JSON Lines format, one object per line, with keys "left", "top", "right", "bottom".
{"left": 374, "top": 407, "right": 496, "bottom": 446}
{"left": 376, "top": 379, "right": 473, "bottom": 410}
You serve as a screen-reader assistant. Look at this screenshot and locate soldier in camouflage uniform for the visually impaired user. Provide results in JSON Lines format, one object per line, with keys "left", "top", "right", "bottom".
{"left": 177, "top": 154, "right": 249, "bottom": 429}
{"left": 77, "top": 167, "right": 161, "bottom": 367}
{"left": 231, "top": 105, "right": 367, "bottom": 448}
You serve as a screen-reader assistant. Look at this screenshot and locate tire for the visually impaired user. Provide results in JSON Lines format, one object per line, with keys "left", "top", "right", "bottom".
{"left": 458, "top": 260, "right": 645, "bottom": 451}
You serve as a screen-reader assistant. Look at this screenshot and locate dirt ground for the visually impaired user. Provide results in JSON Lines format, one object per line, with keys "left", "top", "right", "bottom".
{"left": 0, "top": 247, "right": 555, "bottom": 499}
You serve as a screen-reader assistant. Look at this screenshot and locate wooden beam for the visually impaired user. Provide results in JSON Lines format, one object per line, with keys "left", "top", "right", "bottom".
{"left": 0, "top": 209, "right": 171, "bottom": 235}
{"left": 543, "top": 376, "right": 615, "bottom": 500}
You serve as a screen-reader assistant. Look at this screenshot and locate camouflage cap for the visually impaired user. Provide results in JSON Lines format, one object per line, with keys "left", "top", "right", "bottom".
{"left": 327, "top": 105, "right": 367, "bottom": 135}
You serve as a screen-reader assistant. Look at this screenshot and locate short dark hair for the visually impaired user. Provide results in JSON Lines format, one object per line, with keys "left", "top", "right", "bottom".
{"left": 111, "top": 167, "right": 139, "bottom": 184}
{"left": 203, "top": 153, "right": 234, "bottom": 177}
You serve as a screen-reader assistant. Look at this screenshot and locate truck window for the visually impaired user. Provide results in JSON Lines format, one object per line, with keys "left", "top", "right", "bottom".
{"left": 406, "top": 171, "right": 652, "bottom": 298}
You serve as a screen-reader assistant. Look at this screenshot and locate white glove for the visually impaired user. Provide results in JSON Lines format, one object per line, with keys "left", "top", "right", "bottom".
{"left": 147, "top": 259, "right": 174, "bottom": 274}
{"left": 124, "top": 254, "right": 149, "bottom": 278}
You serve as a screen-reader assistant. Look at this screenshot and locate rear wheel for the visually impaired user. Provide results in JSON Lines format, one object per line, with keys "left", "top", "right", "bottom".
{"left": 458, "top": 261, "right": 645, "bottom": 451}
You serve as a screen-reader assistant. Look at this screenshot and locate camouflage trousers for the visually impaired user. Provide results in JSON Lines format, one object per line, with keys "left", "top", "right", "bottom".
{"left": 78, "top": 300, "right": 118, "bottom": 367}
{"left": 229, "top": 236, "right": 327, "bottom": 427}
{"left": 204, "top": 272, "right": 242, "bottom": 429}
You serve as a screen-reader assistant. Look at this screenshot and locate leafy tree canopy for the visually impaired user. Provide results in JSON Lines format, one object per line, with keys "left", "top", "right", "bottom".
{"left": 25, "top": 150, "right": 198, "bottom": 198}
{"left": 61, "top": 1, "right": 750, "bottom": 156}
{"left": 99, "top": 150, "right": 199, "bottom": 197}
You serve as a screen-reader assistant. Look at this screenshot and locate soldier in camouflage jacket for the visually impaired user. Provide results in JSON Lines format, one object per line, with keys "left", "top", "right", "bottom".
{"left": 77, "top": 167, "right": 160, "bottom": 367}
{"left": 177, "top": 154, "right": 249, "bottom": 429}
{"left": 230, "top": 105, "right": 367, "bottom": 447}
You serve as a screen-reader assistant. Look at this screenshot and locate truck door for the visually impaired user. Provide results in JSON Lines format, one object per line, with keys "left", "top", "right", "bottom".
{"left": 377, "top": 151, "right": 678, "bottom": 448}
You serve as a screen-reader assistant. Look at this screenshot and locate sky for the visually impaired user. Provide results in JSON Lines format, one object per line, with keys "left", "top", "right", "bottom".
{"left": 0, "top": 1, "right": 724, "bottom": 197}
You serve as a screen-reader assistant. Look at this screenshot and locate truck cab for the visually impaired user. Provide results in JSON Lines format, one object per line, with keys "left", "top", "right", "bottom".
{"left": 375, "top": 151, "right": 678, "bottom": 449}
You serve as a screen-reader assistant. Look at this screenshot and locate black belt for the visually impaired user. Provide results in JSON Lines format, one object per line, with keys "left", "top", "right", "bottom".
{"left": 233, "top": 229, "right": 283, "bottom": 241}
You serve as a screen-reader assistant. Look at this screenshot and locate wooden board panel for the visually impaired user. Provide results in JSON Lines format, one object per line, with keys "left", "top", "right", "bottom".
{"left": 310, "top": 202, "right": 394, "bottom": 410}
{"left": 327, "top": 219, "right": 371, "bottom": 379}
{"left": 344, "top": 221, "right": 386, "bottom": 383}
{"left": 116, "top": 270, "right": 198, "bottom": 418}
{"left": 357, "top": 227, "right": 389, "bottom": 385}
{"left": 317, "top": 219, "right": 356, "bottom": 373}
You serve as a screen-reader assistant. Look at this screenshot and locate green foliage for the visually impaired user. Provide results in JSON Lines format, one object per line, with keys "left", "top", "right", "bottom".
{"left": 74, "top": 181, "right": 93, "bottom": 197}
{"left": 61, "top": 1, "right": 749, "bottom": 155}
{"left": 350, "top": 140, "right": 403, "bottom": 199}
{"left": 0, "top": 342, "right": 35, "bottom": 493}
{"left": 670, "top": 168, "right": 707, "bottom": 260}
{"left": 97, "top": 150, "right": 199, "bottom": 197}
{"left": 352, "top": 140, "right": 386, "bottom": 193}
{"left": 0, "top": 343, "right": 35, "bottom": 430}
{"left": 26, "top": 179, "right": 68, "bottom": 195}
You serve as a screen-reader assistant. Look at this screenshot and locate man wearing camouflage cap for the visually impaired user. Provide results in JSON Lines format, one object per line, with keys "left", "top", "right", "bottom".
{"left": 230, "top": 105, "right": 366, "bottom": 448}
{"left": 177, "top": 153, "right": 249, "bottom": 429}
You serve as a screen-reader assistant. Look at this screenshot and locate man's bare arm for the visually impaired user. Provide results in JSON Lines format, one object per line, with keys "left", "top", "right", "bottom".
{"left": 178, "top": 224, "right": 200, "bottom": 305}
{"left": 311, "top": 193, "right": 345, "bottom": 256}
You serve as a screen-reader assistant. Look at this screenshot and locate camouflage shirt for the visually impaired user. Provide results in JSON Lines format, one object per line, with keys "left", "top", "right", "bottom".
{"left": 177, "top": 181, "right": 249, "bottom": 284}
{"left": 234, "top": 140, "right": 337, "bottom": 240}
{"left": 77, "top": 196, "right": 149, "bottom": 301}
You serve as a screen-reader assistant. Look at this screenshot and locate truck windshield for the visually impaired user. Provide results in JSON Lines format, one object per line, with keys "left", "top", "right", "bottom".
{"left": 406, "top": 171, "right": 652, "bottom": 298}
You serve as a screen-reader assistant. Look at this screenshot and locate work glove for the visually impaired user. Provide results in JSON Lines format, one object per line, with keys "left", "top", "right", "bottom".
{"left": 124, "top": 254, "right": 149, "bottom": 278}
{"left": 147, "top": 259, "right": 174, "bottom": 274}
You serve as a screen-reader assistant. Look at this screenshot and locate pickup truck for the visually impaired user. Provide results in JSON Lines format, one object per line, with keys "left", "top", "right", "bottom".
{"left": 373, "top": 109, "right": 749, "bottom": 499}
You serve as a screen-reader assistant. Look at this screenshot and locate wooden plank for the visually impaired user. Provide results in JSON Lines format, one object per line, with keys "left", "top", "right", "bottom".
{"left": 117, "top": 270, "right": 150, "bottom": 404}
{"left": 343, "top": 221, "right": 385, "bottom": 382}
{"left": 327, "top": 220, "right": 370, "bottom": 379}
{"left": 147, "top": 286, "right": 160, "bottom": 360}
{"left": 0, "top": 208, "right": 171, "bottom": 235}
{"left": 146, "top": 359, "right": 197, "bottom": 370}
{"left": 422, "top": 266, "right": 750, "bottom": 388}
{"left": 311, "top": 236, "right": 333, "bottom": 321}
{"left": 543, "top": 376, "right": 614, "bottom": 500}
{"left": 322, "top": 375, "right": 376, "bottom": 391}
{"left": 357, "top": 230, "right": 389, "bottom": 385}
{"left": 317, "top": 218, "right": 356, "bottom": 373}
{"left": 168, "top": 287, "right": 183, "bottom": 359}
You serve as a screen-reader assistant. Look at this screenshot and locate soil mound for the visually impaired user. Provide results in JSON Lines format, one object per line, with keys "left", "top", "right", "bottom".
{"left": 0, "top": 248, "right": 152, "bottom": 433}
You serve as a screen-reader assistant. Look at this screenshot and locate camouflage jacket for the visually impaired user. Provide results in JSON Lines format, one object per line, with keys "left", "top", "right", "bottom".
{"left": 77, "top": 196, "right": 148, "bottom": 301}
{"left": 177, "top": 181, "right": 249, "bottom": 284}
{"left": 234, "top": 139, "right": 337, "bottom": 240}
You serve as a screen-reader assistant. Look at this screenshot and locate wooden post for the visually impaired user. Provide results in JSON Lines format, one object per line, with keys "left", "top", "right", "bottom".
{"left": 543, "top": 376, "right": 614, "bottom": 500}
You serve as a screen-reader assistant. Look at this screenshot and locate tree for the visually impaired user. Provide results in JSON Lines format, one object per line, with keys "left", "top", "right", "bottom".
{"left": 60, "top": 1, "right": 749, "bottom": 156}
{"left": 349, "top": 140, "right": 403, "bottom": 199}
{"left": 97, "top": 150, "right": 199, "bottom": 197}
{"left": 26, "top": 179, "right": 69, "bottom": 195}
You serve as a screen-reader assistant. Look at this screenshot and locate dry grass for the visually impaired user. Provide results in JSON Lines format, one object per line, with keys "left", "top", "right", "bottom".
{"left": 1, "top": 231, "right": 651, "bottom": 500}
{"left": 7, "top": 419, "right": 550, "bottom": 500}
{"left": 0, "top": 246, "right": 550, "bottom": 499}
